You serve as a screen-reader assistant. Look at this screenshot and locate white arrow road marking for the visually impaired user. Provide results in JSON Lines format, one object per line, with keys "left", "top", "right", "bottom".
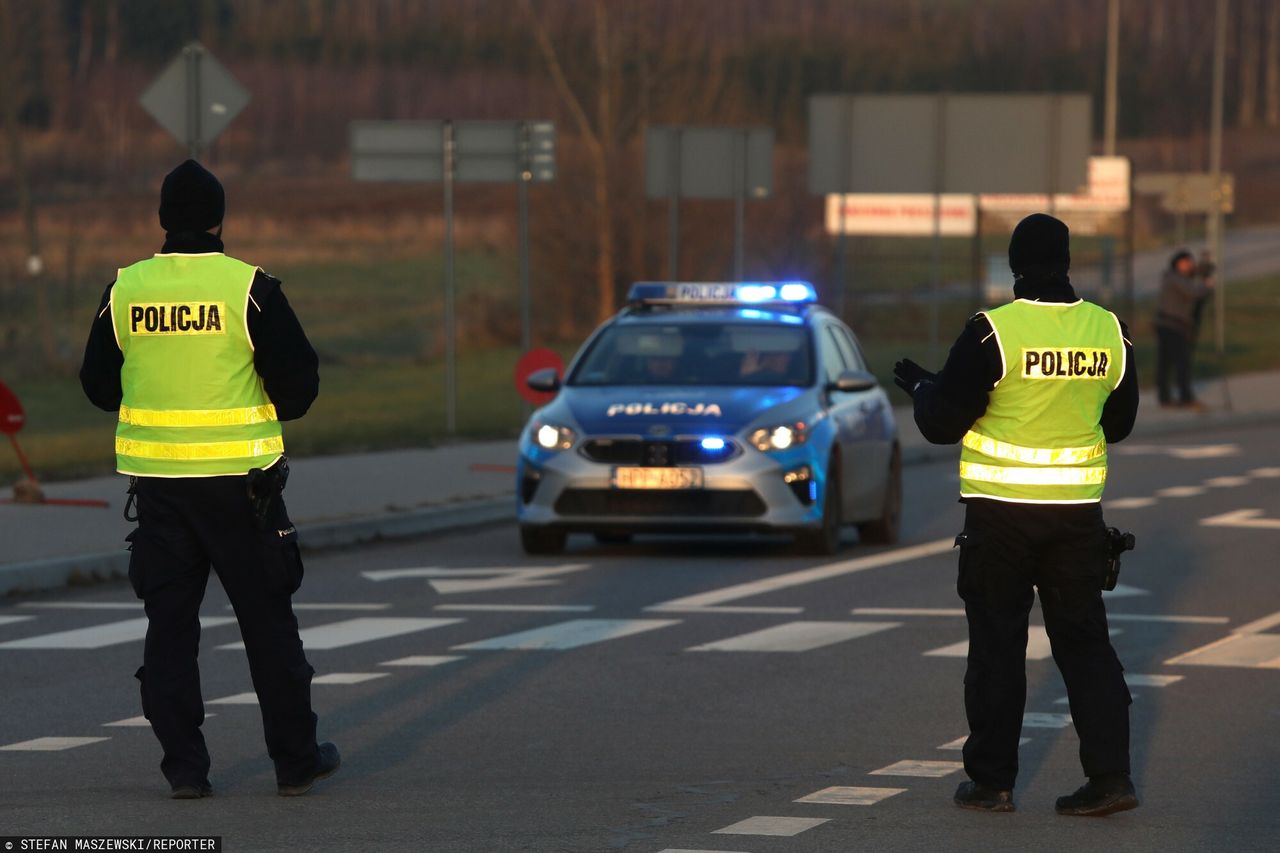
{"left": 649, "top": 538, "right": 955, "bottom": 611}
{"left": 362, "top": 564, "right": 591, "bottom": 595}
{"left": 1202, "top": 508, "right": 1280, "bottom": 530}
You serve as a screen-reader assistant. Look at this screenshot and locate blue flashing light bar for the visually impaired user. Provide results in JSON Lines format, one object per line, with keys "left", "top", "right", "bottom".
{"left": 628, "top": 281, "right": 818, "bottom": 306}
{"left": 700, "top": 436, "right": 727, "bottom": 452}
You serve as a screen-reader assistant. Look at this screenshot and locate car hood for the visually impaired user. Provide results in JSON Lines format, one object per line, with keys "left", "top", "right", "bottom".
{"left": 559, "top": 385, "right": 809, "bottom": 434}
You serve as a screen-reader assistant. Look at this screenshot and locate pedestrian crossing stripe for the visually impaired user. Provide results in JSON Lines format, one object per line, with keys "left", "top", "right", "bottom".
{"left": 795, "top": 786, "right": 906, "bottom": 805}
{"left": 218, "top": 617, "right": 462, "bottom": 651}
{"left": 924, "top": 626, "right": 1120, "bottom": 660}
{"left": 687, "top": 621, "right": 899, "bottom": 653}
{"left": 0, "top": 737, "right": 109, "bottom": 751}
{"left": 0, "top": 616, "right": 236, "bottom": 650}
{"left": 454, "top": 619, "right": 679, "bottom": 651}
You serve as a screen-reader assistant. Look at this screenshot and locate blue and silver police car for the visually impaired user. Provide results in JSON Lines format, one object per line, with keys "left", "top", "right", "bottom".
{"left": 516, "top": 282, "right": 901, "bottom": 555}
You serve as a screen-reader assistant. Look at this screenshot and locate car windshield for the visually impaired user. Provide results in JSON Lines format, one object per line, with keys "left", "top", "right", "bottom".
{"left": 569, "top": 322, "right": 813, "bottom": 387}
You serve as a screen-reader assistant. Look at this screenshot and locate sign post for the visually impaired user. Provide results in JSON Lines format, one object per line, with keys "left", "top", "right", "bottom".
{"left": 351, "top": 120, "right": 556, "bottom": 434}
{"left": 0, "top": 381, "right": 108, "bottom": 507}
{"left": 140, "top": 42, "right": 249, "bottom": 157}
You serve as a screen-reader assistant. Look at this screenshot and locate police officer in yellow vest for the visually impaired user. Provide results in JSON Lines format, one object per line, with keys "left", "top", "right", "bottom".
{"left": 894, "top": 214, "right": 1139, "bottom": 817}
{"left": 80, "top": 161, "right": 339, "bottom": 798}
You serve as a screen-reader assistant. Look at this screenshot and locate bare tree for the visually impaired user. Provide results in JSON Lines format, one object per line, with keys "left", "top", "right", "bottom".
{"left": 1240, "top": 0, "right": 1261, "bottom": 127}
{"left": 1267, "top": 0, "right": 1280, "bottom": 125}
{"left": 519, "top": 0, "right": 618, "bottom": 322}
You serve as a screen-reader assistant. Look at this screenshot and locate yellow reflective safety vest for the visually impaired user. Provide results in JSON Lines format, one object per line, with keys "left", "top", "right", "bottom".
{"left": 110, "top": 253, "right": 283, "bottom": 477}
{"left": 959, "top": 299, "right": 1125, "bottom": 504}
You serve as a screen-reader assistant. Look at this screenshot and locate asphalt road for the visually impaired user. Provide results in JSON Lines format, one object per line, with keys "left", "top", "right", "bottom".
{"left": 2, "top": 424, "right": 1279, "bottom": 852}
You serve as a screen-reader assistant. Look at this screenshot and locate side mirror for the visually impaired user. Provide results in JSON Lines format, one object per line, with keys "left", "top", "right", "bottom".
{"left": 527, "top": 367, "right": 562, "bottom": 393}
{"left": 828, "top": 369, "right": 878, "bottom": 394}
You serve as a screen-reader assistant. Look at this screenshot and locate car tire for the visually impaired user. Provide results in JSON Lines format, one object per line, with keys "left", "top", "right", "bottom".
{"left": 858, "top": 444, "right": 902, "bottom": 545}
{"left": 520, "top": 525, "right": 567, "bottom": 555}
{"left": 796, "top": 460, "right": 842, "bottom": 556}
{"left": 593, "top": 532, "right": 633, "bottom": 545}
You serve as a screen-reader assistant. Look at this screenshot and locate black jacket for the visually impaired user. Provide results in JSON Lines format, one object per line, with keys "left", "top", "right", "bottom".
{"left": 912, "top": 273, "right": 1138, "bottom": 446}
{"left": 79, "top": 232, "right": 319, "bottom": 421}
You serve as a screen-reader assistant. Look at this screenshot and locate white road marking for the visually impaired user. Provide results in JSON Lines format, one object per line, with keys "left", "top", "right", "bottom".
{"left": 1103, "top": 584, "right": 1149, "bottom": 599}
{"left": 1113, "top": 444, "right": 1238, "bottom": 459}
{"left": 19, "top": 602, "right": 142, "bottom": 610}
{"left": 380, "top": 655, "right": 464, "bottom": 667}
{"left": 435, "top": 604, "right": 596, "bottom": 613}
{"left": 650, "top": 538, "right": 955, "bottom": 610}
{"left": 104, "top": 714, "right": 216, "bottom": 727}
{"left": 362, "top": 564, "right": 591, "bottom": 595}
{"left": 1023, "top": 712, "right": 1072, "bottom": 728}
{"left": 0, "top": 616, "right": 35, "bottom": 627}
{"left": 0, "top": 616, "right": 236, "bottom": 650}
{"left": 291, "top": 603, "right": 391, "bottom": 611}
{"left": 852, "top": 607, "right": 965, "bottom": 617}
{"left": 312, "top": 672, "right": 389, "bottom": 685}
{"left": 1106, "top": 497, "right": 1158, "bottom": 510}
{"left": 1156, "top": 486, "right": 1207, "bottom": 498}
{"left": 688, "top": 621, "right": 898, "bottom": 653}
{"left": 648, "top": 605, "right": 805, "bottom": 615}
{"left": 1233, "top": 610, "right": 1280, "bottom": 635}
{"left": 1126, "top": 671, "right": 1182, "bottom": 686}
{"left": 208, "top": 692, "right": 258, "bottom": 705}
{"left": 938, "top": 736, "right": 1029, "bottom": 750}
{"left": 454, "top": 619, "right": 680, "bottom": 651}
{"left": 713, "top": 816, "right": 830, "bottom": 837}
{"left": 1248, "top": 467, "right": 1280, "bottom": 478}
{"left": 658, "top": 850, "right": 752, "bottom": 853}
{"left": 218, "top": 617, "right": 462, "bottom": 651}
{"left": 1107, "top": 613, "right": 1229, "bottom": 625}
{"left": 0, "top": 737, "right": 109, "bottom": 751}
{"left": 795, "top": 786, "right": 906, "bottom": 805}
{"left": 925, "top": 626, "right": 1119, "bottom": 660}
{"left": 1165, "top": 634, "right": 1280, "bottom": 669}
{"left": 1201, "top": 508, "right": 1280, "bottom": 531}
{"left": 1204, "top": 476, "right": 1251, "bottom": 488}
{"left": 869, "top": 760, "right": 963, "bottom": 778}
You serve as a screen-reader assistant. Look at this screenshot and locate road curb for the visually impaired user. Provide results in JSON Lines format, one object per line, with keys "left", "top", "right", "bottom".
{"left": 0, "top": 497, "right": 514, "bottom": 598}
{"left": 3, "top": 409, "right": 1276, "bottom": 598}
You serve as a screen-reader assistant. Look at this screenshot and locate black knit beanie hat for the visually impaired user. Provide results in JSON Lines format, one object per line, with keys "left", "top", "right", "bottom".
{"left": 1008, "top": 213, "right": 1071, "bottom": 276}
{"left": 158, "top": 160, "right": 225, "bottom": 234}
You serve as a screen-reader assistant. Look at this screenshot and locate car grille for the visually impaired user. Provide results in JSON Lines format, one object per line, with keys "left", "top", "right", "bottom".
{"left": 554, "top": 488, "right": 767, "bottom": 518}
{"left": 580, "top": 438, "right": 738, "bottom": 465}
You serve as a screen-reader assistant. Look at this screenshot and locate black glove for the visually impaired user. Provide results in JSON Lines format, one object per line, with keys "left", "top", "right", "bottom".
{"left": 893, "top": 358, "right": 936, "bottom": 398}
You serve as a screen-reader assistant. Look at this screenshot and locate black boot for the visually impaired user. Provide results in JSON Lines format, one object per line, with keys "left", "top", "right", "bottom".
{"left": 170, "top": 780, "right": 212, "bottom": 800}
{"left": 277, "top": 742, "right": 341, "bottom": 797}
{"left": 1055, "top": 773, "right": 1138, "bottom": 816}
{"left": 954, "top": 780, "right": 1015, "bottom": 812}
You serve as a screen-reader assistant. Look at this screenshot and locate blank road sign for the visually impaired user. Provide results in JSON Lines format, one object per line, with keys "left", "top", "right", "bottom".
{"left": 140, "top": 42, "right": 249, "bottom": 151}
{"left": 351, "top": 120, "right": 555, "bottom": 183}
{"left": 351, "top": 121, "right": 445, "bottom": 182}
{"left": 808, "top": 93, "right": 1091, "bottom": 195}
{"left": 645, "top": 126, "right": 774, "bottom": 199}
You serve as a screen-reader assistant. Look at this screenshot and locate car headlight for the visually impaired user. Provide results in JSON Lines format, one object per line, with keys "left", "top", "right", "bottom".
{"left": 749, "top": 421, "right": 808, "bottom": 452}
{"left": 533, "top": 422, "right": 576, "bottom": 451}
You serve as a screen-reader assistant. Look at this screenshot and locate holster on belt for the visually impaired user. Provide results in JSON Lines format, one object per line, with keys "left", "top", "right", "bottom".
{"left": 246, "top": 457, "right": 290, "bottom": 531}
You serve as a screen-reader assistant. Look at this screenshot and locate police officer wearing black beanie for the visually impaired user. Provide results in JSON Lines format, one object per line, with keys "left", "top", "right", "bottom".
{"left": 79, "top": 161, "right": 339, "bottom": 798}
{"left": 894, "top": 213, "right": 1140, "bottom": 816}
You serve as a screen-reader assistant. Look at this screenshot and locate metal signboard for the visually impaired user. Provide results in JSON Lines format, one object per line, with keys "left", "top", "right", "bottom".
{"left": 644, "top": 126, "right": 773, "bottom": 199}
{"left": 351, "top": 121, "right": 445, "bottom": 182}
{"left": 140, "top": 42, "right": 249, "bottom": 157}
{"left": 808, "top": 94, "right": 1091, "bottom": 195}
{"left": 825, "top": 194, "right": 978, "bottom": 237}
{"left": 1133, "top": 172, "right": 1234, "bottom": 214}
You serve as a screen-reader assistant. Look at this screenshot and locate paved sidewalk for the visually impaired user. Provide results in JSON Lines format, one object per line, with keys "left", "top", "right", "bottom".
{"left": 2, "top": 371, "right": 1278, "bottom": 595}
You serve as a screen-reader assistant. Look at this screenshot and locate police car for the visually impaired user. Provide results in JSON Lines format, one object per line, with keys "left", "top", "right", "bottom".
{"left": 516, "top": 282, "right": 901, "bottom": 555}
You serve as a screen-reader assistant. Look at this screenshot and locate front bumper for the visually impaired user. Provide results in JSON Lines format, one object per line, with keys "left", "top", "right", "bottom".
{"left": 516, "top": 440, "right": 827, "bottom": 534}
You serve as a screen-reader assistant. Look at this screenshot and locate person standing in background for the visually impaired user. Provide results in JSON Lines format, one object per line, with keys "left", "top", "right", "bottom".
{"left": 1154, "top": 251, "right": 1213, "bottom": 411}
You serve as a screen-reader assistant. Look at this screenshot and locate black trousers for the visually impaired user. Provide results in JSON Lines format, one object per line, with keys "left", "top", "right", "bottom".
{"left": 127, "top": 476, "right": 319, "bottom": 787}
{"left": 1155, "top": 325, "right": 1195, "bottom": 404}
{"left": 957, "top": 499, "right": 1131, "bottom": 791}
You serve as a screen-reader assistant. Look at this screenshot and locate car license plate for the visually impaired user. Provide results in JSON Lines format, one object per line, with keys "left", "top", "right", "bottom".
{"left": 612, "top": 467, "right": 704, "bottom": 490}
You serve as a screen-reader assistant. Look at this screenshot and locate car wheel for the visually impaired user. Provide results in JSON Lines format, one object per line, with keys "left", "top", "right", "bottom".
{"left": 520, "top": 525, "right": 567, "bottom": 555}
{"left": 796, "top": 460, "right": 842, "bottom": 556}
{"left": 593, "top": 532, "right": 633, "bottom": 545}
{"left": 858, "top": 444, "right": 902, "bottom": 545}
